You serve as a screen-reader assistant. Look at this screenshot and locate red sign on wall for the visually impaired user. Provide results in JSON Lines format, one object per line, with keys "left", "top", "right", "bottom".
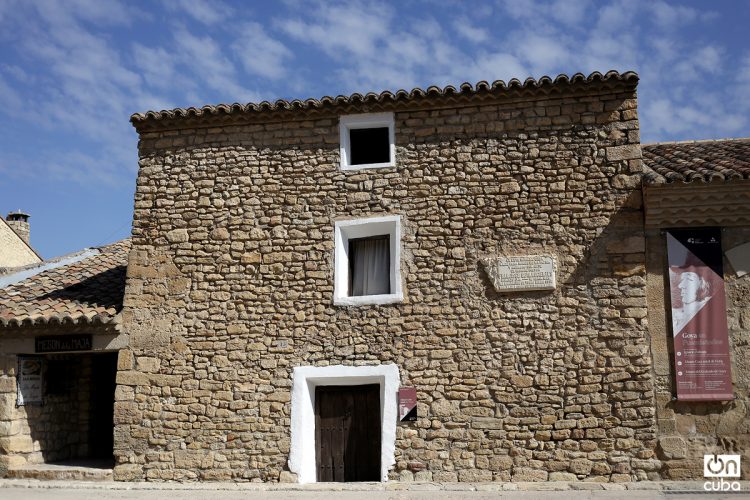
{"left": 398, "top": 387, "right": 417, "bottom": 422}
{"left": 667, "top": 228, "right": 733, "bottom": 401}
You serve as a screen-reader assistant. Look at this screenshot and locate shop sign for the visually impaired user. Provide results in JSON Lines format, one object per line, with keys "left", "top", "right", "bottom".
{"left": 17, "top": 356, "right": 43, "bottom": 406}
{"left": 35, "top": 334, "right": 92, "bottom": 353}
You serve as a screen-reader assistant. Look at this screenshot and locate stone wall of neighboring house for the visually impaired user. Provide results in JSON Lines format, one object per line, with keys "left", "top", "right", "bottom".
{"left": 115, "top": 79, "right": 659, "bottom": 482}
{"left": 644, "top": 181, "right": 750, "bottom": 479}
{"left": 0, "top": 220, "right": 40, "bottom": 270}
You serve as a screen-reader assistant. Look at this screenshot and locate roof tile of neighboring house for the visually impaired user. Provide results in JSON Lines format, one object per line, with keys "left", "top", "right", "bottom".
{"left": 131, "top": 70, "right": 639, "bottom": 130}
{"left": 0, "top": 239, "right": 130, "bottom": 328}
{"left": 642, "top": 137, "right": 750, "bottom": 185}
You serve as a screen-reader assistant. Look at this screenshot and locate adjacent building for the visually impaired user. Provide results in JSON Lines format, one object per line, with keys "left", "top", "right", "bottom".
{"left": 641, "top": 138, "right": 750, "bottom": 479}
{"left": 0, "top": 240, "right": 129, "bottom": 478}
{"left": 0, "top": 212, "right": 41, "bottom": 273}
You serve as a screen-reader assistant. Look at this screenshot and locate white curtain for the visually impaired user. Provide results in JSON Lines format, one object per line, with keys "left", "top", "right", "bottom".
{"left": 350, "top": 237, "right": 390, "bottom": 296}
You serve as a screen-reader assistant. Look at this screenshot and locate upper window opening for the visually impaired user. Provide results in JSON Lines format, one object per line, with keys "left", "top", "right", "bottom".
{"left": 349, "top": 128, "right": 390, "bottom": 166}
{"left": 339, "top": 113, "right": 395, "bottom": 170}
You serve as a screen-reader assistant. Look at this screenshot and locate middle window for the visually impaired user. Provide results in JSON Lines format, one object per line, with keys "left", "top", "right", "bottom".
{"left": 333, "top": 215, "right": 403, "bottom": 306}
{"left": 349, "top": 235, "right": 391, "bottom": 296}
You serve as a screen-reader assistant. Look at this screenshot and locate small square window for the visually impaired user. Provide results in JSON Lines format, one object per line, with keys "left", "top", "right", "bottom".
{"left": 349, "top": 128, "right": 390, "bottom": 166}
{"left": 334, "top": 216, "right": 403, "bottom": 306}
{"left": 339, "top": 113, "right": 395, "bottom": 170}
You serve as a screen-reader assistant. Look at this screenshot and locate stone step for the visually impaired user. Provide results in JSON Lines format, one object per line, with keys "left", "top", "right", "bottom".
{"left": 7, "top": 460, "right": 113, "bottom": 481}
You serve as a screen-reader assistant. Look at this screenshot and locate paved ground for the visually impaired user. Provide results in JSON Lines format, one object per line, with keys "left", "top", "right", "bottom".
{"left": 1, "top": 480, "right": 750, "bottom": 499}
{"left": 1, "top": 491, "right": 748, "bottom": 500}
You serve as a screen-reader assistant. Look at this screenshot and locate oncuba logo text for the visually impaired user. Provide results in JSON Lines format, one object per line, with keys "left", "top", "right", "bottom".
{"left": 704, "top": 454, "right": 741, "bottom": 491}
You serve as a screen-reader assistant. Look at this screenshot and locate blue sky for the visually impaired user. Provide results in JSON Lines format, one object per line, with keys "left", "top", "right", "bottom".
{"left": 1, "top": 0, "right": 749, "bottom": 259}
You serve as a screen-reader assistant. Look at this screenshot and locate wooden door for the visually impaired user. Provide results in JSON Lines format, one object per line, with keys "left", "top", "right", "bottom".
{"left": 315, "top": 384, "right": 381, "bottom": 482}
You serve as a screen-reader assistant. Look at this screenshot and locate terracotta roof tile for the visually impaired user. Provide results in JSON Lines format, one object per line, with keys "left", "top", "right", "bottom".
{"left": 642, "top": 137, "right": 750, "bottom": 184}
{"left": 131, "top": 70, "right": 639, "bottom": 130}
{"left": 0, "top": 239, "right": 130, "bottom": 328}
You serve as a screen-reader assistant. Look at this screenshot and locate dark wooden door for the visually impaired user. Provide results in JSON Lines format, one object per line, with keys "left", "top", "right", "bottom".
{"left": 315, "top": 384, "right": 381, "bottom": 482}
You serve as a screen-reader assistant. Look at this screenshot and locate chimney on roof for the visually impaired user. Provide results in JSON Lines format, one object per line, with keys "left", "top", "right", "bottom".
{"left": 6, "top": 210, "right": 31, "bottom": 244}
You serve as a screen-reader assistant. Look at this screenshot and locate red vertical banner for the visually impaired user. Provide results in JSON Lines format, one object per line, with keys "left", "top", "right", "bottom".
{"left": 667, "top": 228, "right": 733, "bottom": 401}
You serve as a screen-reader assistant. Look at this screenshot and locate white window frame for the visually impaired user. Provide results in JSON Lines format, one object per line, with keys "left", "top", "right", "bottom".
{"left": 288, "top": 364, "right": 400, "bottom": 483}
{"left": 334, "top": 215, "right": 403, "bottom": 306}
{"left": 339, "top": 112, "right": 396, "bottom": 170}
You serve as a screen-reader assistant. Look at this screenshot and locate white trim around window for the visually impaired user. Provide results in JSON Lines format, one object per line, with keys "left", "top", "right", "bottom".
{"left": 334, "top": 215, "right": 403, "bottom": 306}
{"left": 339, "top": 112, "right": 396, "bottom": 170}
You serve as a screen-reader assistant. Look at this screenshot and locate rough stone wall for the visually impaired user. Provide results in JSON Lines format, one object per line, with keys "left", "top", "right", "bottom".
{"left": 116, "top": 84, "right": 658, "bottom": 482}
{"left": 646, "top": 222, "right": 750, "bottom": 479}
{"left": 0, "top": 353, "right": 92, "bottom": 473}
{"left": 0, "top": 220, "right": 40, "bottom": 269}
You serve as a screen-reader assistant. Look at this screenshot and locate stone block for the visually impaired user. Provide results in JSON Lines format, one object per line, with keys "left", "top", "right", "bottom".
{"left": 510, "top": 375, "right": 534, "bottom": 388}
{"left": 512, "top": 467, "right": 548, "bottom": 481}
{"left": 0, "top": 378, "right": 15, "bottom": 393}
{"left": 114, "top": 401, "right": 141, "bottom": 425}
{"left": 116, "top": 370, "right": 149, "bottom": 386}
{"left": 489, "top": 455, "right": 513, "bottom": 471}
{"left": 0, "top": 435, "right": 34, "bottom": 453}
{"left": 431, "top": 399, "right": 459, "bottom": 417}
{"left": 549, "top": 472, "right": 578, "bottom": 481}
{"left": 136, "top": 356, "right": 160, "bottom": 373}
{"left": 657, "top": 436, "right": 686, "bottom": 459}
{"left": 569, "top": 458, "right": 593, "bottom": 475}
{"left": 606, "top": 144, "right": 640, "bottom": 161}
{"left": 166, "top": 229, "right": 189, "bottom": 243}
{"left": 458, "top": 469, "right": 493, "bottom": 482}
{"left": 113, "top": 464, "right": 144, "bottom": 481}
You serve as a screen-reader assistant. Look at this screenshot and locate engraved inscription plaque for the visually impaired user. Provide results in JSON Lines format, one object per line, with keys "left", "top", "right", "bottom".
{"left": 484, "top": 255, "right": 556, "bottom": 292}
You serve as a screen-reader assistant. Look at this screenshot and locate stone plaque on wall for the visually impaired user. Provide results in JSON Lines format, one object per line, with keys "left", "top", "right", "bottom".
{"left": 484, "top": 255, "right": 557, "bottom": 292}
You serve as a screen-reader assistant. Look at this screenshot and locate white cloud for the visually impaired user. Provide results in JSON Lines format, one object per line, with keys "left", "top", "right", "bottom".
{"left": 163, "top": 0, "right": 233, "bottom": 25}
{"left": 596, "top": 0, "right": 638, "bottom": 32}
{"left": 643, "top": 96, "right": 745, "bottom": 138}
{"left": 515, "top": 34, "right": 572, "bottom": 76}
{"left": 650, "top": 1, "right": 699, "bottom": 29}
{"left": 172, "top": 27, "right": 257, "bottom": 102}
{"left": 233, "top": 23, "right": 293, "bottom": 79}
{"left": 277, "top": 1, "right": 393, "bottom": 59}
{"left": 498, "top": 0, "right": 589, "bottom": 27}
{"left": 0, "top": 74, "right": 24, "bottom": 116}
{"left": 453, "top": 17, "right": 488, "bottom": 44}
{"left": 132, "top": 44, "right": 178, "bottom": 89}
{"left": 463, "top": 52, "right": 528, "bottom": 83}
{"left": 548, "top": 0, "right": 590, "bottom": 26}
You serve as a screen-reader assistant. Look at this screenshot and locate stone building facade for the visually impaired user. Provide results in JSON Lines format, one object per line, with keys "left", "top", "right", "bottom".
{"left": 116, "top": 71, "right": 661, "bottom": 482}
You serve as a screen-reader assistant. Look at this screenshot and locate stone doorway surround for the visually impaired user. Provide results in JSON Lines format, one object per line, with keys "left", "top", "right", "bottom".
{"left": 288, "top": 364, "right": 400, "bottom": 483}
